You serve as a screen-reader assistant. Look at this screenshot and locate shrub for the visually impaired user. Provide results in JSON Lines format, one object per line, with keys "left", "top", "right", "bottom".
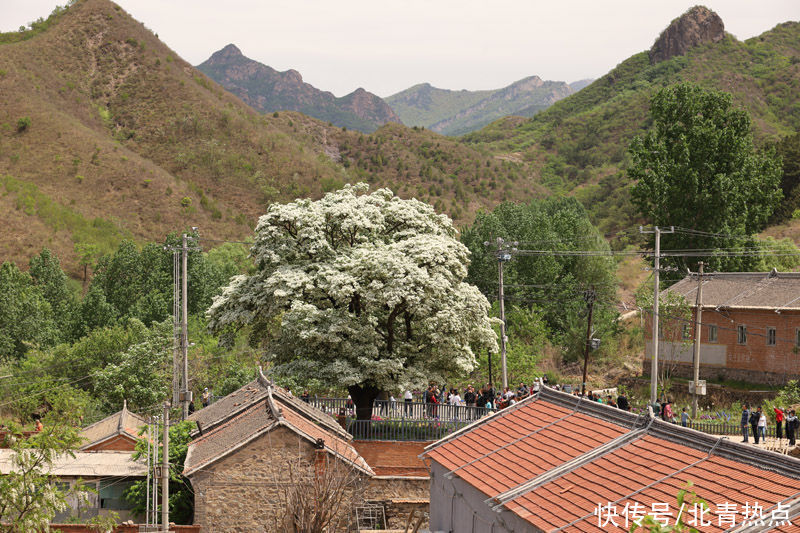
{"left": 16, "top": 116, "right": 31, "bottom": 132}
{"left": 180, "top": 196, "right": 192, "bottom": 208}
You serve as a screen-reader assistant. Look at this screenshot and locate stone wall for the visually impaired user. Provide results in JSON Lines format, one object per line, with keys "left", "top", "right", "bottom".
{"left": 365, "top": 477, "right": 429, "bottom": 530}
{"left": 190, "top": 425, "right": 367, "bottom": 533}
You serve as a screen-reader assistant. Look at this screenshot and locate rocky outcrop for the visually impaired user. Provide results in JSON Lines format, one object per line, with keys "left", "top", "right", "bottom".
{"left": 649, "top": 6, "right": 724, "bottom": 64}
{"left": 198, "top": 44, "right": 401, "bottom": 133}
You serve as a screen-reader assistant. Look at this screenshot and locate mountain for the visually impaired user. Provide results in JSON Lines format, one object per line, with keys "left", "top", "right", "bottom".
{"left": 197, "top": 45, "right": 401, "bottom": 133}
{"left": 465, "top": 6, "right": 800, "bottom": 234}
{"left": 568, "top": 79, "right": 594, "bottom": 92}
{"left": 386, "top": 76, "right": 574, "bottom": 136}
{"left": 0, "top": 0, "right": 539, "bottom": 275}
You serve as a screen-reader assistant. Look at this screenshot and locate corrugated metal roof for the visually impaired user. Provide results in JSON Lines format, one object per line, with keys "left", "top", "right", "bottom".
{"left": 0, "top": 449, "right": 146, "bottom": 477}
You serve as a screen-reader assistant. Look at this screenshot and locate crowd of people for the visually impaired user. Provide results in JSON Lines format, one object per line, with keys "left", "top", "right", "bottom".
{"left": 740, "top": 404, "right": 799, "bottom": 446}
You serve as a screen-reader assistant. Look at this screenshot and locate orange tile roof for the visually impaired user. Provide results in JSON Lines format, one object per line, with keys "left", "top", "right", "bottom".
{"left": 422, "top": 387, "right": 800, "bottom": 533}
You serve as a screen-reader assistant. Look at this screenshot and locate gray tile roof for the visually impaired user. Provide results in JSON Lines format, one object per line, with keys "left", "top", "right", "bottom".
{"left": 666, "top": 270, "right": 800, "bottom": 310}
{"left": 183, "top": 390, "right": 372, "bottom": 477}
{"left": 79, "top": 401, "right": 148, "bottom": 450}
{"left": 187, "top": 370, "right": 349, "bottom": 440}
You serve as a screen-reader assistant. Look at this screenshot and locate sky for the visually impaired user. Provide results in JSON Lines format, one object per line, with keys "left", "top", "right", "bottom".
{"left": 2, "top": 1, "right": 798, "bottom": 97}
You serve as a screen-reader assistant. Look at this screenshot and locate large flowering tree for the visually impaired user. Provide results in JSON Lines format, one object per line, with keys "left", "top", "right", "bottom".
{"left": 207, "top": 184, "right": 497, "bottom": 419}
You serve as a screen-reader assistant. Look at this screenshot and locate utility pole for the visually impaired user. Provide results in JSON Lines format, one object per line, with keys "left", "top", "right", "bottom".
{"left": 181, "top": 233, "right": 189, "bottom": 420}
{"left": 640, "top": 225, "right": 674, "bottom": 404}
{"left": 146, "top": 417, "right": 151, "bottom": 528}
{"left": 691, "top": 262, "right": 705, "bottom": 418}
{"left": 152, "top": 416, "right": 159, "bottom": 528}
{"left": 484, "top": 238, "right": 517, "bottom": 390}
{"left": 165, "top": 232, "right": 197, "bottom": 421}
{"left": 581, "top": 288, "right": 596, "bottom": 396}
{"left": 162, "top": 403, "right": 170, "bottom": 532}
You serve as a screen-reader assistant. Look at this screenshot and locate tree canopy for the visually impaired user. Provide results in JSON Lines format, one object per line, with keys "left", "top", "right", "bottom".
{"left": 629, "top": 83, "right": 782, "bottom": 273}
{"left": 207, "top": 184, "right": 498, "bottom": 418}
{"left": 461, "top": 197, "right": 618, "bottom": 360}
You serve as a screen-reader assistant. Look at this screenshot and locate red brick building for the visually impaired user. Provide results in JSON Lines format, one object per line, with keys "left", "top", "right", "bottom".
{"left": 648, "top": 270, "right": 800, "bottom": 385}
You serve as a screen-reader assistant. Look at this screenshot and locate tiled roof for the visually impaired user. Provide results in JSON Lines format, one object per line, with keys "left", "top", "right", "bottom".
{"left": 186, "top": 379, "right": 268, "bottom": 434}
{"left": 422, "top": 387, "right": 800, "bottom": 533}
{"left": 187, "top": 370, "right": 349, "bottom": 440}
{"left": 666, "top": 271, "right": 800, "bottom": 310}
{"left": 183, "top": 400, "right": 277, "bottom": 476}
{"left": 79, "top": 401, "right": 147, "bottom": 450}
{"left": 184, "top": 385, "right": 372, "bottom": 477}
{"left": 280, "top": 402, "right": 373, "bottom": 475}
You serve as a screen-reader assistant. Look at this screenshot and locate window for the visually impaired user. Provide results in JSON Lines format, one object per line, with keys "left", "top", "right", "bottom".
{"left": 737, "top": 325, "right": 747, "bottom": 345}
{"left": 796, "top": 328, "right": 800, "bottom": 347}
{"left": 708, "top": 325, "right": 718, "bottom": 343}
{"left": 767, "top": 327, "right": 777, "bottom": 346}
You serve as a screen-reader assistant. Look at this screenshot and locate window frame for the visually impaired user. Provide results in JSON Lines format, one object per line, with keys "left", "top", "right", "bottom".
{"left": 767, "top": 327, "right": 777, "bottom": 346}
{"left": 737, "top": 325, "right": 747, "bottom": 345}
{"left": 708, "top": 324, "right": 718, "bottom": 343}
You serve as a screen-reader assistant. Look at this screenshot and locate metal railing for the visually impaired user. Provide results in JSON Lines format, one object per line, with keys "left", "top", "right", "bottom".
{"left": 347, "top": 418, "right": 474, "bottom": 441}
{"left": 688, "top": 421, "right": 781, "bottom": 439}
{"left": 308, "top": 397, "right": 490, "bottom": 421}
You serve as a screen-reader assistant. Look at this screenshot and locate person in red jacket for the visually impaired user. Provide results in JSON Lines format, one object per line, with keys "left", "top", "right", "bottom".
{"left": 775, "top": 406, "right": 785, "bottom": 440}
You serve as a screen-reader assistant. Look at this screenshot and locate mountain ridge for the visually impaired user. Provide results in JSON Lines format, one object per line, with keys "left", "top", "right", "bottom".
{"left": 197, "top": 44, "right": 401, "bottom": 133}
{"left": 386, "top": 76, "right": 575, "bottom": 136}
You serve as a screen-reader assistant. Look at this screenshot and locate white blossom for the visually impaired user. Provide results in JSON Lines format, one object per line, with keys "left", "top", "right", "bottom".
{"left": 208, "top": 184, "right": 498, "bottom": 391}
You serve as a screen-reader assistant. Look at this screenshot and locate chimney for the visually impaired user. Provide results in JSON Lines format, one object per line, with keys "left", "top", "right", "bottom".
{"left": 314, "top": 438, "right": 326, "bottom": 480}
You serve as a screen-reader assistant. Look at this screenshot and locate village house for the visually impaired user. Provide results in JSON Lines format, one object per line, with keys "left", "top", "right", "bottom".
{"left": 0, "top": 404, "right": 149, "bottom": 523}
{"left": 185, "top": 369, "right": 430, "bottom": 531}
{"left": 79, "top": 400, "right": 148, "bottom": 452}
{"left": 647, "top": 270, "right": 800, "bottom": 385}
{"left": 0, "top": 449, "right": 147, "bottom": 523}
{"left": 422, "top": 385, "right": 800, "bottom": 532}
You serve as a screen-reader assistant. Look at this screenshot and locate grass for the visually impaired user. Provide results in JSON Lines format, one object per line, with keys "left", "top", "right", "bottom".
{"left": 1, "top": 174, "right": 129, "bottom": 255}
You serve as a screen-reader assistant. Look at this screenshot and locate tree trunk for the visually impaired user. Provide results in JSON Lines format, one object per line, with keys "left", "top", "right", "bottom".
{"left": 348, "top": 384, "right": 380, "bottom": 421}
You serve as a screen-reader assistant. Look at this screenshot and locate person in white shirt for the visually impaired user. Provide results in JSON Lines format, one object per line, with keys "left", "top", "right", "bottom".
{"left": 403, "top": 389, "right": 413, "bottom": 417}
{"left": 758, "top": 409, "right": 767, "bottom": 443}
{"left": 450, "top": 390, "right": 462, "bottom": 406}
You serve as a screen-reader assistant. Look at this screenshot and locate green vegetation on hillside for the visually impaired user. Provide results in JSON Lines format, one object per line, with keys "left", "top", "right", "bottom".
{"left": 463, "top": 24, "right": 800, "bottom": 234}
{"left": 386, "top": 78, "right": 573, "bottom": 136}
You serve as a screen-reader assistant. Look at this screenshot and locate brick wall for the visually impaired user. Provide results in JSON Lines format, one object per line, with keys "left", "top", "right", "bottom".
{"left": 352, "top": 440, "right": 430, "bottom": 476}
{"left": 84, "top": 434, "right": 137, "bottom": 451}
{"left": 645, "top": 308, "right": 800, "bottom": 384}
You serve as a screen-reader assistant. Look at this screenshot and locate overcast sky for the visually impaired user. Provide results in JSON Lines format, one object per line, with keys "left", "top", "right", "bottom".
{"left": 2, "top": 1, "right": 797, "bottom": 97}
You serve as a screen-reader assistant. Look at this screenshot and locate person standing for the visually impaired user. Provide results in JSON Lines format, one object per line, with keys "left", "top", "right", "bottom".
{"left": 758, "top": 408, "right": 767, "bottom": 443}
{"left": 681, "top": 407, "right": 689, "bottom": 428}
{"left": 750, "top": 406, "right": 762, "bottom": 444}
{"left": 775, "top": 406, "right": 785, "bottom": 441}
{"left": 403, "top": 389, "right": 413, "bottom": 417}
{"left": 741, "top": 404, "right": 751, "bottom": 443}
{"left": 202, "top": 387, "right": 210, "bottom": 408}
{"left": 616, "top": 393, "right": 629, "bottom": 411}
{"left": 786, "top": 409, "right": 798, "bottom": 446}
